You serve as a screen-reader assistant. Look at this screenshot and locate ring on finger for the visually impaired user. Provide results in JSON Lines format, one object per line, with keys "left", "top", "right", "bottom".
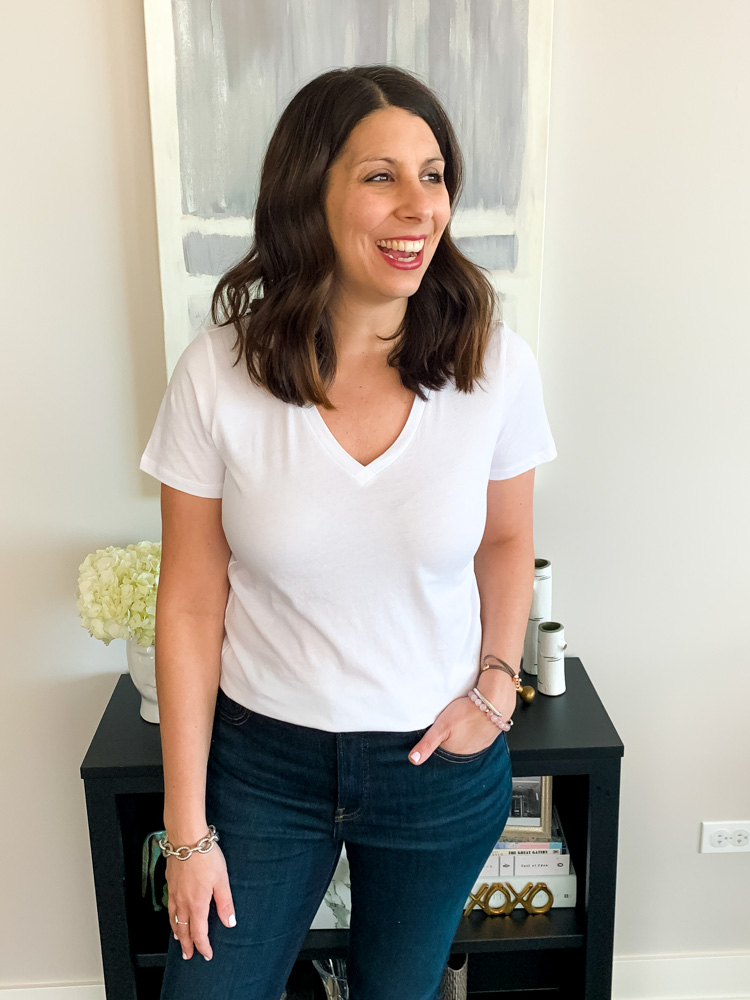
{"left": 174, "top": 914, "right": 189, "bottom": 925}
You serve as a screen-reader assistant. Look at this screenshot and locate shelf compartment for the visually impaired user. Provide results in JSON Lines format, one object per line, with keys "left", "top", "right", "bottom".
{"left": 134, "top": 905, "right": 584, "bottom": 969}
{"left": 295, "top": 906, "right": 584, "bottom": 961}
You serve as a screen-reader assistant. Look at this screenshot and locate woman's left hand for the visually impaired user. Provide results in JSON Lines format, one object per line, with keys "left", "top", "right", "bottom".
{"left": 408, "top": 685, "right": 515, "bottom": 764}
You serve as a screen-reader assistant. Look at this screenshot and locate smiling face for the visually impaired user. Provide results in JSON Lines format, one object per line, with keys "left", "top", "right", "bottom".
{"left": 323, "top": 106, "right": 452, "bottom": 312}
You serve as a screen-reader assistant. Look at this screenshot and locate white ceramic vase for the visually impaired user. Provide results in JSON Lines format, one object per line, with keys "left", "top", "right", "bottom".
{"left": 523, "top": 558, "right": 552, "bottom": 676}
{"left": 126, "top": 638, "right": 159, "bottom": 723}
{"left": 537, "top": 622, "right": 568, "bottom": 696}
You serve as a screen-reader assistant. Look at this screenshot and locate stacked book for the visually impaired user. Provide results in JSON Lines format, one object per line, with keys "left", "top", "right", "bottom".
{"left": 466, "top": 804, "right": 577, "bottom": 911}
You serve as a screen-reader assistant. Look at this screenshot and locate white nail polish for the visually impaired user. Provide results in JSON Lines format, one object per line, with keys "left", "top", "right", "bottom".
{"left": 228, "top": 913, "right": 236, "bottom": 927}
{"left": 410, "top": 751, "right": 421, "bottom": 763}
{"left": 182, "top": 952, "right": 188, "bottom": 960}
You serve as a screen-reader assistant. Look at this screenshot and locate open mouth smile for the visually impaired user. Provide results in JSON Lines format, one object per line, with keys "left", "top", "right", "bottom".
{"left": 375, "top": 237, "right": 426, "bottom": 269}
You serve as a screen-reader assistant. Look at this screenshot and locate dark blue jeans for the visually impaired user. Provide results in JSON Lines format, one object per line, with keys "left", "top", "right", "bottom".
{"left": 160, "top": 687, "right": 513, "bottom": 1000}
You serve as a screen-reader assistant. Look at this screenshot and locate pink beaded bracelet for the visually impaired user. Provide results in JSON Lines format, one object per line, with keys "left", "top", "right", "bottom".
{"left": 468, "top": 687, "right": 513, "bottom": 732}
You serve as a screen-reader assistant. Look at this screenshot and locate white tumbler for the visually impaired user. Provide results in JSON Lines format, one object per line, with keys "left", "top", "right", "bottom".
{"left": 523, "top": 559, "right": 552, "bottom": 676}
{"left": 537, "top": 622, "right": 567, "bottom": 696}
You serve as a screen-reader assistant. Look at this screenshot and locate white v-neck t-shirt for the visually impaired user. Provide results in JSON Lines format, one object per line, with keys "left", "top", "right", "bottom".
{"left": 139, "top": 321, "right": 557, "bottom": 732}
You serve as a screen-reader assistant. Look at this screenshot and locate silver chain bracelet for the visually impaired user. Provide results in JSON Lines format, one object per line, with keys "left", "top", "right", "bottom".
{"left": 158, "top": 825, "right": 219, "bottom": 861}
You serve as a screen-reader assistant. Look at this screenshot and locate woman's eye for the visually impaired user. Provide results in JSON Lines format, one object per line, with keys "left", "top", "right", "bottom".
{"left": 366, "top": 172, "right": 444, "bottom": 183}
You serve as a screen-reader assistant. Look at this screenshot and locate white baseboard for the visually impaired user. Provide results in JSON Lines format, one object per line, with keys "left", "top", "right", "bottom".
{"left": 0, "top": 990, "right": 104, "bottom": 999}
{"left": 613, "top": 952, "right": 750, "bottom": 1000}
{"left": 3, "top": 953, "right": 748, "bottom": 999}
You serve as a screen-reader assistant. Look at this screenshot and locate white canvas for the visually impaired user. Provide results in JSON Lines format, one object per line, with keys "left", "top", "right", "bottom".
{"left": 143, "top": 0, "right": 554, "bottom": 375}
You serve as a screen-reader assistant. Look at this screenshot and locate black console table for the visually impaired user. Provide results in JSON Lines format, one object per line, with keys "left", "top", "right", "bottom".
{"left": 81, "top": 656, "right": 623, "bottom": 999}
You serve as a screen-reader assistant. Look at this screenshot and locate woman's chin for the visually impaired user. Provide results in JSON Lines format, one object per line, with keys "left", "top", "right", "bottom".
{"left": 373, "top": 271, "right": 425, "bottom": 298}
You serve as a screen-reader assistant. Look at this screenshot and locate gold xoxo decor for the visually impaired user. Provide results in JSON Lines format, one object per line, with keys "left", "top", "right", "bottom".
{"left": 463, "top": 880, "right": 554, "bottom": 917}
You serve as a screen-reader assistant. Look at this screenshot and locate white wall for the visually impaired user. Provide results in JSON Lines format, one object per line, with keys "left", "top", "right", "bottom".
{"left": 536, "top": 0, "right": 750, "bottom": 963}
{"left": 1, "top": 0, "right": 747, "bottom": 993}
{"left": 0, "top": 0, "right": 167, "bottom": 988}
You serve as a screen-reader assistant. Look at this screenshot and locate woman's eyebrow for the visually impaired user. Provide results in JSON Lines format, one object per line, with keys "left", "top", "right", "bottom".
{"left": 354, "top": 155, "right": 445, "bottom": 168}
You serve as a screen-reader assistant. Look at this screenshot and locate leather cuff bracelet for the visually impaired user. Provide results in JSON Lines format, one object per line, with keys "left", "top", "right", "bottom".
{"left": 480, "top": 653, "right": 536, "bottom": 703}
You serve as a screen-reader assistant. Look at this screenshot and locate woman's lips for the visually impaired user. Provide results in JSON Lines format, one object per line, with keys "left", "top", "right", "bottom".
{"left": 375, "top": 243, "right": 425, "bottom": 270}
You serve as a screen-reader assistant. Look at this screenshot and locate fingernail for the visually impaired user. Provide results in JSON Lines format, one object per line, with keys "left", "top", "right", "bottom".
{"left": 173, "top": 933, "right": 178, "bottom": 940}
{"left": 228, "top": 913, "right": 236, "bottom": 927}
{"left": 205, "top": 955, "right": 212, "bottom": 961}
{"left": 182, "top": 952, "right": 188, "bottom": 960}
{"left": 410, "top": 751, "right": 421, "bottom": 763}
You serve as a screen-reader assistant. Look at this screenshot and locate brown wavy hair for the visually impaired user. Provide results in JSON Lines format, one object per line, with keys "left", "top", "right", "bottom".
{"left": 210, "top": 64, "right": 500, "bottom": 407}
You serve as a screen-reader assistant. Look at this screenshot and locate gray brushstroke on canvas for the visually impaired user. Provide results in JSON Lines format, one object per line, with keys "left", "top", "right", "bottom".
{"left": 454, "top": 234, "right": 518, "bottom": 271}
{"left": 183, "top": 231, "right": 517, "bottom": 276}
{"left": 183, "top": 233, "right": 249, "bottom": 277}
{"left": 172, "top": 0, "right": 528, "bottom": 218}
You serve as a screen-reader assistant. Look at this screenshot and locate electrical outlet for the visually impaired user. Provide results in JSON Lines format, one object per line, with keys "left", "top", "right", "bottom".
{"left": 700, "top": 821, "right": 750, "bottom": 853}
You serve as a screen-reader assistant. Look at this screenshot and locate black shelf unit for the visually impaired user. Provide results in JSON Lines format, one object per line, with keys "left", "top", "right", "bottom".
{"left": 81, "top": 657, "right": 623, "bottom": 999}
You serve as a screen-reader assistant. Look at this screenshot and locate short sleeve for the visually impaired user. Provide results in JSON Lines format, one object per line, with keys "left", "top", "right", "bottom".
{"left": 489, "top": 325, "right": 557, "bottom": 480}
{"left": 139, "top": 331, "right": 226, "bottom": 498}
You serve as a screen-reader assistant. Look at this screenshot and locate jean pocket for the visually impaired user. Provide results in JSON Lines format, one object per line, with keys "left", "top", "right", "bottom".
{"left": 216, "top": 688, "right": 252, "bottom": 727}
{"left": 432, "top": 738, "right": 498, "bottom": 763}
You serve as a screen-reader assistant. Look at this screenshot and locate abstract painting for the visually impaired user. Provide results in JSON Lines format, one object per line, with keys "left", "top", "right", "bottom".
{"left": 143, "top": 0, "right": 553, "bottom": 374}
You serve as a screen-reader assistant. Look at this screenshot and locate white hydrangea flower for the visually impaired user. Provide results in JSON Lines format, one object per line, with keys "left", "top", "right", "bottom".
{"left": 77, "top": 541, "right": 160, "bottom": 647}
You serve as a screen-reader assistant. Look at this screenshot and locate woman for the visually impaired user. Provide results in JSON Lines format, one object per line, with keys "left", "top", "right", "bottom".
{"left": 140, "top": 65, "right": 556, "bottom": 1000}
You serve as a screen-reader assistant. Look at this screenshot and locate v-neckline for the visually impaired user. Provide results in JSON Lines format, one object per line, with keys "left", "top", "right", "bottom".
{"left": 302, "top": 391, "right": 429, "bottom": 485}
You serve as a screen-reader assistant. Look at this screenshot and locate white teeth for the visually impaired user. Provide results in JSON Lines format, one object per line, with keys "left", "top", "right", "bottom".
{"left": 376, "top": 238, "right": 425, "bottom": 252}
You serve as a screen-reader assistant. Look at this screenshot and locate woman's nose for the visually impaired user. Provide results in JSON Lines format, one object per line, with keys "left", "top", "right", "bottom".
{"left": 395, "top": 179, "right": 434, "bottom": 221}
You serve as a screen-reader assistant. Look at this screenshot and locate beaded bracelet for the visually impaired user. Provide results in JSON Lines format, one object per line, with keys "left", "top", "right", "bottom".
{"left": 468, "top": 687, "right": 513, "bottom": 732}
